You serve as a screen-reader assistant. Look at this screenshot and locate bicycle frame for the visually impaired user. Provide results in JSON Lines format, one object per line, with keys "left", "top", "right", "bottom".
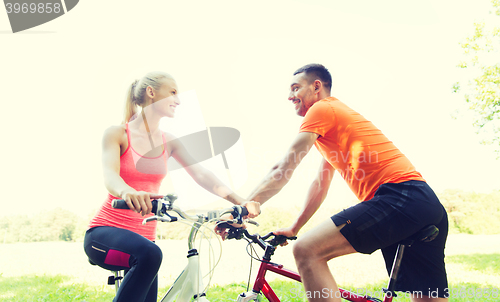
{"left": 233, "top": 219, "right": 438, "bottom": 301}
{"left": 106, "top": 196, "right": 251, "bottom": 302}
{"left": 160, "top": 219, "right": 209, "bottom": 302}
{"left": 238, "top": 258, "right": 391, "bottom": 302}
{"left": 234, "top": 229, "right": 401, "bottom": 302}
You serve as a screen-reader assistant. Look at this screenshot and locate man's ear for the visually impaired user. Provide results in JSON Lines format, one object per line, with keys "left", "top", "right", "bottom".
{"left": 313, "top": 80, "right": 322, "bottom": 93}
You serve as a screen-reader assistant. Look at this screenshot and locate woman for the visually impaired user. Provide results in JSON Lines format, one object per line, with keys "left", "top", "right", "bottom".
{"left": 84, "top": 71, "right": 260, "bottom": 302}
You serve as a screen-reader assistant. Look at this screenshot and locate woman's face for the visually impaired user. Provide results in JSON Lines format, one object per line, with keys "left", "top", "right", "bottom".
{"left": 149, "top": 78, "right": 180, "bottom": 118}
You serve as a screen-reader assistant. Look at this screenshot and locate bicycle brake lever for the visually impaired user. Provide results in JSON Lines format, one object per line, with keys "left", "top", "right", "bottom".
{"left": 157, "top": 216, "right": 173, "bottom": 223}
{"left": 245, "top": 219, "right": 259, "bottom": 227}
{"left": 142, "top": 216, "right": 159, "bottom": 225}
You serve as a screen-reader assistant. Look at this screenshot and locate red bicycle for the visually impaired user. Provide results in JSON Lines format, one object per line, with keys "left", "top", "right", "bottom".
{"left": 221, "top": 223, "right": 439, "bottom": 302}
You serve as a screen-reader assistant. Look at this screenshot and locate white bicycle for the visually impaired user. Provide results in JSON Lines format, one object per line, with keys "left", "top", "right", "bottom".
{"left": 95, "top": 194, "right": 255, "bottom": 302}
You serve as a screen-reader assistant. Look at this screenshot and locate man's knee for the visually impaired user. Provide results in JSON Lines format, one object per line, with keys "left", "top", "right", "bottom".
{"left": 292, "top": 236, "right": 320, "bottom": 264}
{"left": 292, "top": 238, "right": 308, "bottom": 261}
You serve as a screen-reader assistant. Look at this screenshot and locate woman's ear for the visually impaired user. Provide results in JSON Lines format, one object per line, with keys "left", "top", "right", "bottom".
{"left": 146, "top": 85, "right": 155, "bottom": 98}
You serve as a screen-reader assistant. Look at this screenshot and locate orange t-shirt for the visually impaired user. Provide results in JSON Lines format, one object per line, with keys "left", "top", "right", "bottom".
{"left": 299, "top": 97, "right": 425, "bottom": 201}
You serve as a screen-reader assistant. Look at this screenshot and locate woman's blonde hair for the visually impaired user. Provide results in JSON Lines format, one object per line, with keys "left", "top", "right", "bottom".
{"left": 123, "top": 71, "right": 174, "bottom": 123}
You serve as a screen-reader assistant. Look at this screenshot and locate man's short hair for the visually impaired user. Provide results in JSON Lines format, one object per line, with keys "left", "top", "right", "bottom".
{"left": 293, "top": 64, "right": 332, "bottom": 92}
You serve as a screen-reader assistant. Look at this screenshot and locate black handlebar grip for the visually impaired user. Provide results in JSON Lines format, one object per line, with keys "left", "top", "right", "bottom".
{"left": 111, "top": 199, "right": 159, "bottom": 213}
{"left": 111, "top": 199, "right": 129, "bottom": 209}
{"left": 240, "top": 206, "right": 249, "bottom": 217}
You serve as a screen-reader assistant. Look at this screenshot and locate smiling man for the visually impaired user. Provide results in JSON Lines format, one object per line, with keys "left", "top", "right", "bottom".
{"left": 247, "top": 64, "right": 449, "bottom": 302}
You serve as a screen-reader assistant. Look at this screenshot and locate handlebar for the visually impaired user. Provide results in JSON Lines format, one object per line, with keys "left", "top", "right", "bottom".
{"left": 111, "top": 194, "right": 251, "bottom": 225}
{"left": 219, "top": 223, "right": 297, "bottom": 249}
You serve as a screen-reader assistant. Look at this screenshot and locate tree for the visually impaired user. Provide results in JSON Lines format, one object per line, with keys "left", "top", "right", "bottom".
{"left": 453, "top": 0, "right": 500, "bottom": 154}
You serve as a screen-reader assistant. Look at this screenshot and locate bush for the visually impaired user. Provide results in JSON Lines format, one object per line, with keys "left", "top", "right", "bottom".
{"left": 438, "top": 190, "right": 500, "bottom": 235}
{"left": 0, "top": 208, "right": 88, "bottom": 243}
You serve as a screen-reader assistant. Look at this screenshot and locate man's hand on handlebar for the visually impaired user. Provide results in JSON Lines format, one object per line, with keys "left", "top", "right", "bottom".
{"left": 272, "top": 226, "right": 298, "bottom": 247}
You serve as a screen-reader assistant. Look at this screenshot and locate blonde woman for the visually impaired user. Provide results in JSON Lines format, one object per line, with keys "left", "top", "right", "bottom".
{"left": 84, "top": 72, "right": 260, "bottom": 302}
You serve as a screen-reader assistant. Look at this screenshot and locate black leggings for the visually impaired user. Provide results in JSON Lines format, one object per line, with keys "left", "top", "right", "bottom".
{"left": 84, "top": 226, "right": 162, "bottom": 302}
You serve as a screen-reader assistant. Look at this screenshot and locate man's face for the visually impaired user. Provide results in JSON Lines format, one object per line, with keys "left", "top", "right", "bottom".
{"left": 288, "top": 72, "right": 316, "bottom": 117}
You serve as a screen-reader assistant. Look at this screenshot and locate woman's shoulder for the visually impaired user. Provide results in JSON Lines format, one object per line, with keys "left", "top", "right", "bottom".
{"left": 162, "top": 131, "right": 177, "bottom": 141}
{"left": 161, "top": 131, "right": 178, "bottom": 156}
{"left": 103, "top": 124, "right": 127, "bottom": 140}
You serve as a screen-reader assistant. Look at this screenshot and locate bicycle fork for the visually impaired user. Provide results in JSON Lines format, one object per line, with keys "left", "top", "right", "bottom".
{"left": 160, "top": 249, "right": 209, "bottom": 302}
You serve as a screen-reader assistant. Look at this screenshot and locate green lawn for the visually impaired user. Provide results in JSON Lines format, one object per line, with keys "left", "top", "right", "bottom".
{"left": 1, "top": 245, "right": 498, "bottom": 301}
{"left": 1, "top": 274, "right": 498, "bottom": 301}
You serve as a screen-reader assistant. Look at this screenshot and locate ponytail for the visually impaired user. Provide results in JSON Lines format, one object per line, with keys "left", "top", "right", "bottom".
{"left": 122, "top": 72, "right": 174, "bottom": 124}
{"left": 123, "top": 80, "right": 139, "bottom": 124}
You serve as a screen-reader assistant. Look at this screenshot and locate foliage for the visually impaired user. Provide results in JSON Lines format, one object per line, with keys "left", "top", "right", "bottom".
{"left": 1, "top": 189, "right": 498, "bottom": 244}
{"left": 156, "top": 218, "right": 193, "bottom": 240}
{"left": 0, "top": 208, "right": 87, "bottom": 244}
{"left": 453, "top": 0, "right": 500, "bottom": 153}
{"left": 438, "top": 189, "right": 500, "bottom": 234}
{"left": 245, "top": 206, "right": 298, "bottom": 235}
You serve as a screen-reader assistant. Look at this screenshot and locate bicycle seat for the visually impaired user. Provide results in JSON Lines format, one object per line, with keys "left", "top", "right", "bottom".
{"left": 88, "top": 258, "right": 97, "bottom": 266}
{"left": 399, "top": 225, "right": 439, "bottom": 246}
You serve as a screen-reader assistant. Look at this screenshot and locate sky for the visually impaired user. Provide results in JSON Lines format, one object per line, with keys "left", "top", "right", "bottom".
{"left": 1, "top": 0, "right": 499, "bottom": 217}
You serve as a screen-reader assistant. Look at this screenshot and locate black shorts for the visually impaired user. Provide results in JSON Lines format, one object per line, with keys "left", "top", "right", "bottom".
{"left": 331, "top": 180, "right": 449, "bottom": 298}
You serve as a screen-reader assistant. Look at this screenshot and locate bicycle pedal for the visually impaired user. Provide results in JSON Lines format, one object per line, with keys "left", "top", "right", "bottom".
{"left": 107, "top": 275, "right": 123, "bottom": 285}
{"left": 193, "top": 292, "right": 206, "bottom": 299}
{"left": 382, "top": 288, "right": 397, "bottom": 298}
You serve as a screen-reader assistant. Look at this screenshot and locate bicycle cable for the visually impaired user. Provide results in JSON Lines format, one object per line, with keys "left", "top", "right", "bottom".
{"left": 245, "top": 239, "right": 262, "bottom": 262}
{"left": 245, "top": 238, "right": 254, "bottom": 292}
{"left": 195, "top": 219, "right": 224, "bottom": 293}
{"left": 171, "top": 218, "right": 223, "bottom": 295}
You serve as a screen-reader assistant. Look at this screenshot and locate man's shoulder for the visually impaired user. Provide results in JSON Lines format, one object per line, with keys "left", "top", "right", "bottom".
{"left": 312, "top": 97, "right": 340, "bottom": 108}
{"left": 316, "top": 96, "right": 358, "bottom": 113}
{"left": 306, "top": 97, "right": 339, "bottom": 116}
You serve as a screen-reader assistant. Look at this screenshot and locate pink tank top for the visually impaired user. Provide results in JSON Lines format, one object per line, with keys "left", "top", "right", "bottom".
{"left": 88, "top": 123, "right": 168, "bottom": 241}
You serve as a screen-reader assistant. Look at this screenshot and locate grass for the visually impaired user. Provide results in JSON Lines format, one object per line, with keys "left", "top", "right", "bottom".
{"left": 2, "top": 276, "right": 498, "bottom": 301}
{"left": 0, "top": 275, "right": 114, "bottom": 302}
{"left": 1, "top": 239, "right": 498, "bottom": 301}
{"left": 447, "top": 253, "right": 500, "bottom": 275}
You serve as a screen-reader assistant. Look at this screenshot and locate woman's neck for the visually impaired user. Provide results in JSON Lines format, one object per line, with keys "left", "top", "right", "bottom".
{"left": 132, "top": 111, "right": 161, "bottom": 134}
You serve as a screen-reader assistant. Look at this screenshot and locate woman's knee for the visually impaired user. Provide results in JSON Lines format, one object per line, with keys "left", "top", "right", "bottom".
{"left": 136, "top": 242, "right": 163, "bottom": 268}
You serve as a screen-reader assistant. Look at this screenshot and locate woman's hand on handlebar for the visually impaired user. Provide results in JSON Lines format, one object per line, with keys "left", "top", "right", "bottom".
{"left": 214, "top": 214, "right": 246, "bottom": 240}
{"left": 120, "top": 190, "right": 163, "bottom": 216}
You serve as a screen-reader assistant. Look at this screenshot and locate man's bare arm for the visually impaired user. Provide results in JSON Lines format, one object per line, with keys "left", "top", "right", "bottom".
{"left": 247, "top": 132, "right": 319, "bottom": 204}
{"left": 288, "top": 158, "right": 335, "bottom": 235}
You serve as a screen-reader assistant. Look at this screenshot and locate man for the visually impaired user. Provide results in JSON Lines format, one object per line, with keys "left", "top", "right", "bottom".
{"left": 246, "top": 64, "right": 448, "bottom": 302}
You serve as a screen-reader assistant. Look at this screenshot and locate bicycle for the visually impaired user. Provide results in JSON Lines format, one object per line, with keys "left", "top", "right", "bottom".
{"left": 221, "top": 222, "right": 439, "bottom": 302}
{"left": 89, "top": 194, "right": 255, "bottom": 302}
